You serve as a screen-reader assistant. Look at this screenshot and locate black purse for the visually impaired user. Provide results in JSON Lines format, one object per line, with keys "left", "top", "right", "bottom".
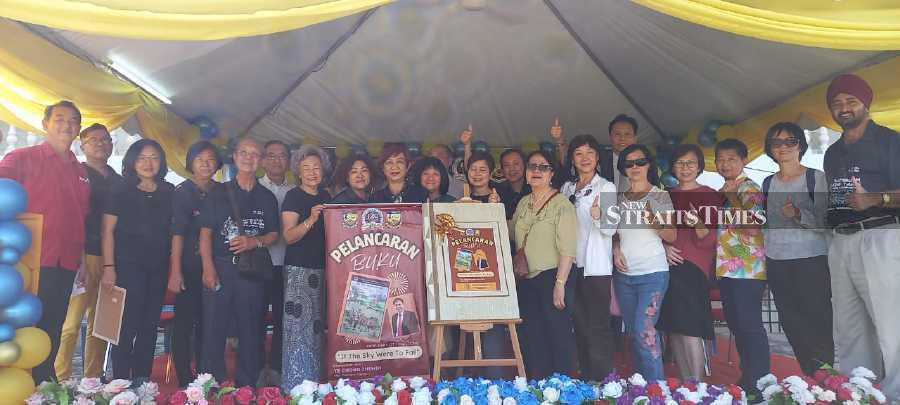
{"left": 226, "top": 182, "right": 273, "bottom": 279}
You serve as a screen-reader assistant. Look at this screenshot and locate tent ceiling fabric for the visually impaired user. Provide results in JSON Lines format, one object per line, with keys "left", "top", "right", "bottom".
{"left": 35, "top": 0, "right": 885, "bottom": 148}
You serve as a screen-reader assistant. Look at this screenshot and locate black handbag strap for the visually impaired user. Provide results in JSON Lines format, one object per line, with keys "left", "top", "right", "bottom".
{"left": 225, "top": 182, "right": 247, "bottom": 236}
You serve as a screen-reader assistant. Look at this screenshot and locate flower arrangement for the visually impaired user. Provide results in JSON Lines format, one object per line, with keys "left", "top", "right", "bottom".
{"left": 595, "top": 372, "right": 746, "bottom": 405}
{"left": 756, "top": 365, "right": 887, "bottom": 404}
{"left": 25, "top": 378, "right": 161, "bottom": 405}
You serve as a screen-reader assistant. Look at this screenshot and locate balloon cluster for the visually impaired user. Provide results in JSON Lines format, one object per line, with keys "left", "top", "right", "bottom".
{"left": 0, "top": 179, "right": 50, "bottom": 402}
{"left": 697, "top": 120, "right": 721, "bottom": 148}
{"left": 656, "top": 135, "right": 683, "bottom": 188}
{"left": 190, "top": 115, "right": 219, "bottom": 141}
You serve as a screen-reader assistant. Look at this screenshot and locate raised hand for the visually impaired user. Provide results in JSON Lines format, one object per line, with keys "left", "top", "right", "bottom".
{"left": 460, "top": 124, "right": 473, "bottom": 146}
{"left": 688, "top": 202, "right": 705, "bottom": 229}
{"left": 550, "top": 117, "right": 563, "bottom": 142}
{"left": 488, "top": 188, "right": 500, "bottom": 203}
{"left": 590, "top": 195, "right": 602, "bottom": 220}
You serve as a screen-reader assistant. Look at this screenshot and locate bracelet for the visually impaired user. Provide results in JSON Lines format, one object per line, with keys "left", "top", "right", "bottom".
{"left": 103, "top": 264, "right": 115, "bottom": 268}
{"left": 555, "top": 278, "right": 566, "bottom": 285}
{"left": 303, "top": 221, "right": 312, "bottom": 231}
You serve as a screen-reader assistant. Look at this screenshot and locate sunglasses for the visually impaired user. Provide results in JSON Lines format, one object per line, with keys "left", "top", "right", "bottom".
{"left": 527, "top": 163, "right": 553, "bottom": 173}
{"left": 771, "top": 138, "right": 800, "bottom": 148}
{"left": 623, "top": 158, "right": 650, "bottom": 169}
{"left": 568, "top": 187, "right": 593, "bottom": 204}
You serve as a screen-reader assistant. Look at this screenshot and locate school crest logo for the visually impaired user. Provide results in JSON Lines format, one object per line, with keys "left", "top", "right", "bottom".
{"left": 361, "top": 208, "right": 384, "bottom": 230}
{"left": 386, "top": 211, "right": 403, "bottom": 228}
{"left": 342, "top": 211, "right": 359, "bottom": 228}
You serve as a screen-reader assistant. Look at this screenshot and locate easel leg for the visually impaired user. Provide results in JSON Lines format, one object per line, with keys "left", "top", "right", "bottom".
{"left": 433, "top": 325, "right": 445, "bottom": 381}
{"left": 457, "top": 326, "right": 466, "bottom": 377}
{"left": 508, "top": 322, "right": 526, "bottom": 379}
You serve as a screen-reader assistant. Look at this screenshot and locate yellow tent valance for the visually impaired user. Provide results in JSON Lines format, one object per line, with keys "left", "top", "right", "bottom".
{"left": 0, "top": 0, "right": 390, "bottom": 40}
{"left": 634, "top": 0, "right": 900, "bottom": 51}
{"left": 0, "top": 19, "right": 198, "bottom": 175}
{"left": 687, "top": 56, "right": 900, "bottom": 167}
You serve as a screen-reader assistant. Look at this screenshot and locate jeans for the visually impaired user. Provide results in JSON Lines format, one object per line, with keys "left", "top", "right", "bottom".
{"left": 613, "top": 270, "right": 669, "bottom": 381}
{"left": 718, "top": 277, "right": 770, "bottom": 391}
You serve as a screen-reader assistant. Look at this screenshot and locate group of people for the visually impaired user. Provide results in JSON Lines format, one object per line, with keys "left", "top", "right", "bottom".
{"left": 1, "top": 73, "right": 898, "bottom": 401}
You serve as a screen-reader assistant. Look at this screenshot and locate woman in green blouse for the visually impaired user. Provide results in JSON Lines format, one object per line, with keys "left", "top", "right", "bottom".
{"left": 512, "top": 150, "right": 578, "bottom": 379}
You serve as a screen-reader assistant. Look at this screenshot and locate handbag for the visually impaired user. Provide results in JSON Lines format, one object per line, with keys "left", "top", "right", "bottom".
{"left": 226, "top": 182, "right": 274, "bottom": 279}
{"left": 513, "top": 191, "right": 558, "bottom": 277}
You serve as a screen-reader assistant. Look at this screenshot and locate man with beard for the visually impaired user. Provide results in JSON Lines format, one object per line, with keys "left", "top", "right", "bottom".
{"left": 823, "top": 74, "right": 900, "bottom": 401}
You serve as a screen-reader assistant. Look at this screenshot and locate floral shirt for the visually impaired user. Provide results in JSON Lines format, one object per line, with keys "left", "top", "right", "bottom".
{"left": 715, "top": 176, "right": 766, "bottom": 280}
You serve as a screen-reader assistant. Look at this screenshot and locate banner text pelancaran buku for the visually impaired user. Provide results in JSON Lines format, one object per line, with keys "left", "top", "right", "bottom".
{"left": 324, "top": 204, "right": 430, "bottom": 379}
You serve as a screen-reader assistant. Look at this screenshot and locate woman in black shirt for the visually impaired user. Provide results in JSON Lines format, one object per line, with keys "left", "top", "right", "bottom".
{"left": 409, "top": 156, "right": 455, "bottom": 202}
{"left": 281, "top": 145, "right": 332, "bottom": 388}
{"left": 167, "top": 141, "right": 221, "bottom": 386}
{"left": 331, "top": 154, "right": 376, "bottom": 204}
{"left": 100, "top": 139, "right": 174, "bottom": 381}
{"left": 370, "top": 143, "right": 425, "bottom": 203}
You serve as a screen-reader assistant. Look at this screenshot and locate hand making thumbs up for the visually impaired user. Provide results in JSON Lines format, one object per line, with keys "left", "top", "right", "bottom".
{"left": 590, "top": 195, "right": 602, "bottom": 220}
{"left": 460, "top": 124, "right": 473, "bottom": 146}
{"left": 550, "top": 117, "right": 563, "bottom": 143}
{"left": 849, "top": 177, "right": 881, "bottom": 211}
{"left": 488, "top": 187, "right": 501, "bottom": 203}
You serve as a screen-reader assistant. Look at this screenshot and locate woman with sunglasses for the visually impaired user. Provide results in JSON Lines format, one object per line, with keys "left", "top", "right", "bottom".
{"left": 409, "top": 157, "right": 456, "bottom": 203}
{"left": 612, "top": 144, "right": 676, "bottom": 381}
{"left": 559, "top": 134, "right": 617, "bottom": 381}
{"left": 512, "top": 150, "right": 577, "bottom": 379}
{"left": 331, "top": 154, "right": 377, "bottom": 204}
{"left": 656, "top": 144, "right": 722, "bottom": 381}
{"left": 762, "top": 122, "right": 833, "bottom": 375}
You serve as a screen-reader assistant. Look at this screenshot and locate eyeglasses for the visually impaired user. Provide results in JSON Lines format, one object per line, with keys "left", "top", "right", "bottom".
{"left": 623, "top": 158, "right": 649, "bottom": 169}
{"left": 568, "top": 187, "right": 593, "bottom": 204}
{"left": 771, "top": 138, "right": 800, "bottom": 148}
{"left": 674, "top": 160, "right": 698, "bottom": 169}
{"left": 527, "top": 163, "right": 553, "bottom": 173}
{"left": 237, "top": 150, "right": 261, "bottom": 159}
{"left": 265, "top": 154, "right": 289, "bottom": 161}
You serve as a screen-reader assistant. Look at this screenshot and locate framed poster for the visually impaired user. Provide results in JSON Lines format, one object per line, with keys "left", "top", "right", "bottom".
{"left": 425, "top": 202, "right": 519, "bottom": 321}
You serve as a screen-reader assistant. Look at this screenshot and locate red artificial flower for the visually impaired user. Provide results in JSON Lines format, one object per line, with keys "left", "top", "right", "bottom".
{"left": 837, "top": 387, "right": 854, "bottom": 401}
{"left": 647, "top": 384, "right": 664, "bottom": 397}
{"left": 727, "top": 384, "right": 743, "bottom": 400}
{"left": 220, "top": 394, "right": 236, "bottom": 405}
{"left": 825, "top": 376, "right": 843, "bottom": 391}
{"left": 666, "top": 378, "right": 681, "bottom": 391}
{"left": 813, "top": 370, "right": 829, "bottom": 383}
{"left": 373, "top": 389, "right": 384, "bottom": 403}
{"left": 323, "top": 391, "right": 338, "bottom": 405}
{"left": 679, "top": 401, "right": 696, "bottom": 405}
{"left": 258, "top": 386, "right": 283, "bottom": 402}
{"left": 397, "top": 389, "right": 412, "bottom": 405}
{"left": 270, "top": 397, "right": 288, "bottom": 405}
{"left": 235, "top": 387, "right": 256, "bottom": 405}
{"left": 169, "top": 390, "right": 188, "bottom": 405}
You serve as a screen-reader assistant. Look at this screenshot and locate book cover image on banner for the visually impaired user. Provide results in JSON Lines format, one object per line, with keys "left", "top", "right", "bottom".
{"left": 324, "top": 204, "right": 430, "bottom": 380}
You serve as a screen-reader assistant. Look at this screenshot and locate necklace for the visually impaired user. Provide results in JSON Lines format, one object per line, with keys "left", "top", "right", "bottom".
{"left": 529, "top": 188, "right": 552, "bottom": 210}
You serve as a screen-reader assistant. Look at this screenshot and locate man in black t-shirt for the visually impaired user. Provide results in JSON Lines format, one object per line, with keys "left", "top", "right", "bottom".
{"left": 199, "top": 138, "right": 279, "bottom": 387}
{"left": 823, "top": 74, "right": 900, "bottom": 401}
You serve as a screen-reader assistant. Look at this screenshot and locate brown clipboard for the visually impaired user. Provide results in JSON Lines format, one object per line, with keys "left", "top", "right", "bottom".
{"left": 92, "top": 283, "right": 126, "bottom": 345}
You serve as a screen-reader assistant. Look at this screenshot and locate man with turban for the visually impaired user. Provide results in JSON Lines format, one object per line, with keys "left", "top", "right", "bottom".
{"left": 823, "top": 73, "right": 900, "bottom": 401}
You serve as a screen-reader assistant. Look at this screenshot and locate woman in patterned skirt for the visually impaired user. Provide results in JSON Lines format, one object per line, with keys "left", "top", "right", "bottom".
{"left": 280, "top": 145, "right": 332, "bottom": 389}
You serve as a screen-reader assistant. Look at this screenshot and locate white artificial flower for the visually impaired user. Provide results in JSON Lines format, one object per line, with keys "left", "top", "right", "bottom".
{"left": 385, "top": 393, "right": 399, "bottom": 405}
{"left": 318, "top": 383, "right": 334, "bottom": 396}
{"left": 675, "top": 388, "right": 691, "bottom": 397}
{"left": 784, "top": 376, "right": 809, "bottom": 390}
{"left": 62, "top": 379, "right": 79, "bottom": 389}
{"left": 696, "top": 383, "right": 709, "bottom": 397}
{"left": 628, "top": 374, "right": 647, "bottom": 387}
{"left": 193, "top": 373, "right": 214, "bottom": 388}
{"left": 104, "top": 379, "right": 133, "bottom": 395}
{"left": 601, "top": 382, "right": 623, "bottom": 398}
{"left": 851, "top": 390, "right": 861, "bottom": 401}
{"left": 460, "top": 394, "right": 475, "bottom": 405}
{"left": 409, "top": 377, "right": 427, "bottom": 391}
{"left": 762, "top": 384, "right": 783, "bottom": 400}
{"left": 488, "top": 398, "right": 502, "bottom": 405}
{"left": 488, "top": 385, "right": 500, "bottom": 399}
{"left": 850, "top": 367, "right": 877, "bottom": 380}
{"left": 849, "top": 377, "right": 874, "bottom": 389}
{"left": 73, "top": 395, "right": 97, "bottom": 405}
{"left": 78, "top": 377, "right": 105, "bottom": 394}
{"left": 790, "top": 388, "right": 815, "bottom": 404}
{"left": 336, "top": 384, "right": 359, "bottom": 401}
{"left": 391, "top": 379, "right": 408, "bottom": 392}
{"left": 666, "top": 401, "right": 678, "bottom": 405}
{"left": 842, "top": 401, "right": 861, "bottom": 405}
{"left": 539, "top": 402, "right": 551, "bottom": 405}
{"left": 198, "top": 400, "right": 209, "bottom": 405}
{"left": 137, "top": 381, "right": 159, "bottom": 400}
{"left": 819, "top": 390, "right": 836, "bottom": 402}
{"left": 412, "top": 388, "right": 432, "bottom": 405}
{"left": 542, "top": 387, "right": 560, "bottom": 403}
{"left": 438, "top": 388, "right": 451, "bottom": 403}
{"left": 514, "top": 377, "right": 529, "bottom": 392}
{"left": 185, "top": 386, "right": 205, "bottom": 403}
{"left": 298, "top": 396, "right": 316, "bottom": 405}
{"left": 502, "top": 397, "right": 517, "bottom": 405}
{"left": 294, "top": 380, "right": 320, "bottom": 398}
{"left": 548, "top": 377, "right": 562, "bottom": 387}
{"left": 25, "top": 393, "right": 45, "bottom": 405}
{"left": 756, "top": 374, "right": 778, "bottom": 391}
{"left": 110, "top": 391, "right": 139, "bottom": 405}
{"left": 712, "top": 393, "right": 733, "bottom": 405}
{"left": 811, "top": 386, "right": 824, "bottom": 395}
{"left": 684, "top": 391, "right": 702, "bottom": 403}
{"left": 336, "top": 379, "right": 348, "bottom": 388}
{"left": 871, "top": 389, "right": 887, "bottom": 404}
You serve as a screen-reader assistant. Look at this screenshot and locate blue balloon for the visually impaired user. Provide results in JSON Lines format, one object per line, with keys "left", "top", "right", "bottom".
{"left": 661, "top": 172, "right": 678, "bottom": 188}
{"left": 0, "top": 266, "right": 23, "bottom": 307}
{"left": 472, "top": 141, "right": 489, "bottom": 154}
{"left": 539, "top": 141, "right": 555, "bottom": 154}
{"left": 0, "top": 247, "right": 19, "bottom": 265}
{"left": 698, "top": 130, "right": 717, "bottom": 148}
{"left": 704, "top": 120, "right": 722, "bottom": 133}
{"left": 0, "top": 179, "right": 27, "bottom": 221}
{"left": 0, "top": 323, "right": 13, "bottom": 342}
{"left": 191, "top": 116, "right": 218, "bottom": 140}
{"left": 1, "top": 293, "right": 41, "bottom": 328}
{"left": 0, "top": 221, "right": 30, "bottom": 255}
{"left": 452, "top": 142, "right": 465, "bottom": 157}
{"left": 657, "top": 155, "right": 671, "bottom": 171}
{"left": 406, "top": 142, "right": 422, "bottom": 157}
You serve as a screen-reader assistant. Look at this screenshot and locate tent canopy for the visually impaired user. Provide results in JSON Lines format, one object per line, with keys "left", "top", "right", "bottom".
{"left": 5, "top": 0, "right": 899, "bottom": 171}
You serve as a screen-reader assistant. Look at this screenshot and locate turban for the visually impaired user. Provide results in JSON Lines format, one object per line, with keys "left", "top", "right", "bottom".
{"left": 826, "top": 74, "right": 873, "bottom": 109}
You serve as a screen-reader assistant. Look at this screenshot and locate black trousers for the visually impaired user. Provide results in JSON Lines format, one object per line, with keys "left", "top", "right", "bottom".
{"left": 518, "top": 268, "right": 577, "bottom": 379}
{"left": 172, "top": 255, "right": 203, "bottom": 386}
{"left": 719, "top": 277, "right": 770, "bottom": 392}
{"left": 33, "top": 266, "right": 76, "bottom": 384}
{"left": 260, "top": 266, "right": 284, "bottom": 371}
{"left": 112, "top": 260, "right": 168, "bottom": 380}
{"left": 571, "top": 269, "right": 614, "bottom": 381}
{"left": 767, "top": 255, "right": 834, "bottom": 375}
{"left": 201, "top": 258, "right": 264, "bottom": 387}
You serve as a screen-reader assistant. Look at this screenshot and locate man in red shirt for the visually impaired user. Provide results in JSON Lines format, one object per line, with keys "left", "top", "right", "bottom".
{"left": 0, "top": 100, "right": 91, "bottom": 384}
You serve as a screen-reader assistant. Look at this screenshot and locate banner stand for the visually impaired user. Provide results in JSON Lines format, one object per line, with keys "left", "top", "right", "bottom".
{"left": 430, "top": 318, "right": 525, "bottom": 381}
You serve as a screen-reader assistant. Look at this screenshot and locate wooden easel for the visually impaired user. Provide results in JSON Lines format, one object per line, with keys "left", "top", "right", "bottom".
{"left": 430, "top": 319, "right": 526, "bottom": 380}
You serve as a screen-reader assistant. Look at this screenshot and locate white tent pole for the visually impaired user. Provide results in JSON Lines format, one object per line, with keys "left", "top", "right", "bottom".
{"left": 239, "top": 7, "right": 382, "bottom": 141}
{"left": 542, "top": 0, "right": 667, "bottom": 140}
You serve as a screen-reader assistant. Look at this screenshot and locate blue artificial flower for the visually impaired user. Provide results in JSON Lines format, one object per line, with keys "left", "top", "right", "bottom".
{"left": 560, "top": 388, "right": 583, "bottom": 404}
{"left": 441, "top": 393, "right": 459, "bottom": 405}
{"left": 515, "top": 391, "right": 539, "bottom": 405}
